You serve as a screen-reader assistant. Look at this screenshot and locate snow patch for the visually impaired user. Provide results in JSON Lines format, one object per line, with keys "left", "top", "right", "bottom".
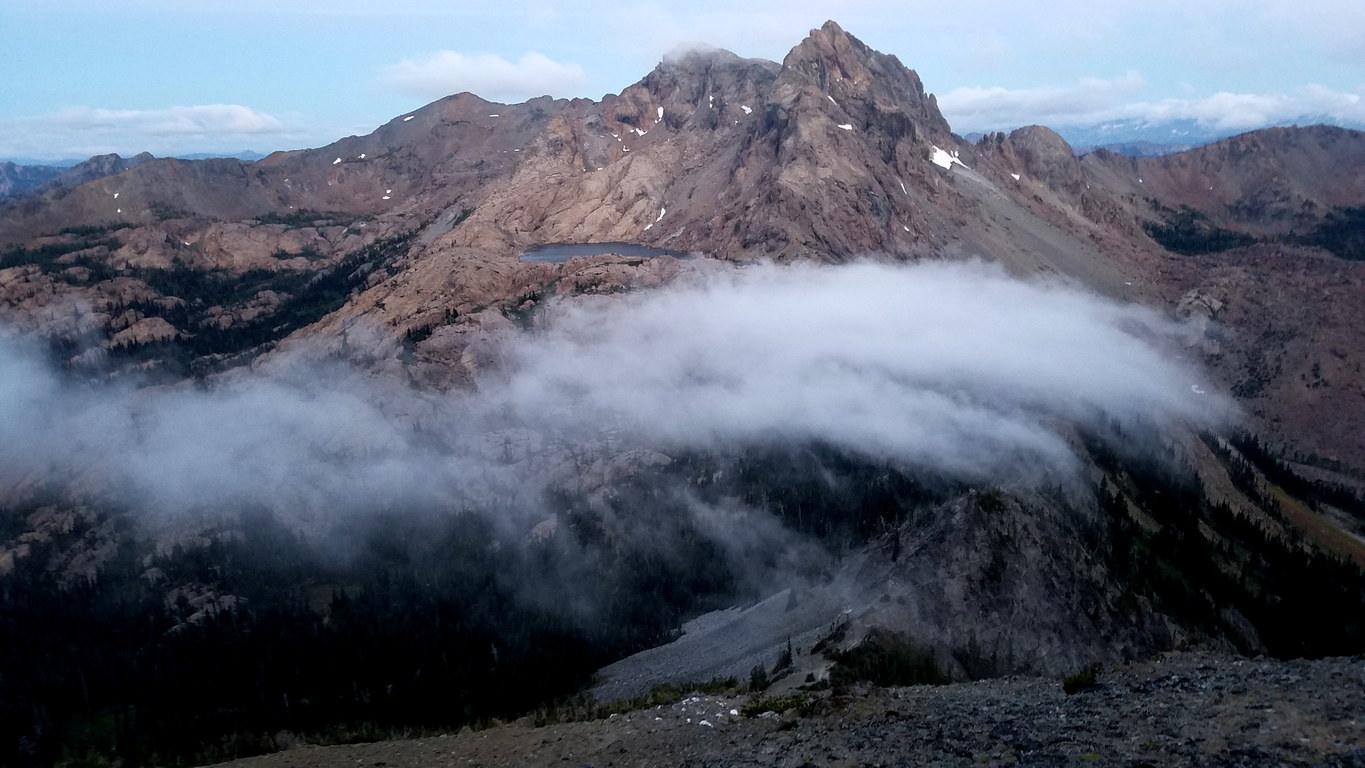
{"left": 656, "top": 207, "right": 666, "bottom": 222}
{"left": 657, "top": 106, "right": 664, "bottom": 120}
{"left": 643, "top": 223, "right": 652, "bottom": 231}
{"left": 381, "top": 196, "right": 390, "bottom": 200}
{"left": 903, "top": 225, "right": 910, "bottom": 232}
{"left": 385, "top": 189, "right": 392, "bottom": 194}
{"left": 358, "top": 153, "right": 365, "bottom": 159}
{"left": 827, "top": 95, "right": 836, "bottom": 105}
{"left": 634, "top": 127, "right": 646, "bottom": 137}
{"left": 741, "top": 105, "right": 752, "bottom": 115}
{"left": 333, "top": 157, "right": 341, "bottom": 165}
{"left": 402, "top": 115, "right": 414, "bottom": 121}
{"left": 837, "top": 123, "right": 853, "bottom": 131}
{"left": 1010, "top": 173, "right": 1021, "bottom": 181}
{"left": 699, "top": 720, "right": 713, "bottom": 728}
{"left": 929, "top": 145, "right": 966, "bottom": 170}
{"left": 112, "top": 192, "right": 119, "bottom": 199}
{"left": 708, "top": 94, "right": 714, "bottom": 109}
{"left": 116, "top": 208, "right": 121, "bottom": 214}
{"left": 489, "top": 114, "right": 499, "bottom": 118}
{"left": 1191, "top": 384, "right": 1206, "bottom": 395}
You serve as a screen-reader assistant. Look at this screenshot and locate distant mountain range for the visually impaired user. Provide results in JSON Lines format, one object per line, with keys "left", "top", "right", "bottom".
{"left": 0, "top": 150, "right": 269, "bottom": 201}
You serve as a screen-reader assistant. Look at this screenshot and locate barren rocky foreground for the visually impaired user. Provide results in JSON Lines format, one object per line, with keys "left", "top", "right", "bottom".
{"left": 212, "top": 653, "right": 1364, "bottom": 768}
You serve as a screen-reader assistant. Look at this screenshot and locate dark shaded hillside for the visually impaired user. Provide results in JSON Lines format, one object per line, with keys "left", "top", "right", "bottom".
{"left": 3, "top": 429, "right": 1363, "bottom": 767}
{"left": 0, "top": 161, "right": 64, "bottom": 199}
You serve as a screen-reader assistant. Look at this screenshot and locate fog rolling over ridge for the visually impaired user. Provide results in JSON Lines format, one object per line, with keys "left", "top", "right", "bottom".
{"left": 502, "top": 261, "right": 1229, "bottom": 481}
{"left": 0, "top": 261, "right": 1227, "bottom": 529}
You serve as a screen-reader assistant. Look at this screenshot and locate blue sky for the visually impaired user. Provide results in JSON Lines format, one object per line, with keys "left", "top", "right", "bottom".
{"left": 2, "top": 0, "right": 1362, "bottom": 161}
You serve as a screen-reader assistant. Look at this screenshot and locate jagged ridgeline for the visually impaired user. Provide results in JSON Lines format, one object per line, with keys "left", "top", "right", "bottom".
{"left": 2, "top": 425, "right": 1363, "bottom": 767}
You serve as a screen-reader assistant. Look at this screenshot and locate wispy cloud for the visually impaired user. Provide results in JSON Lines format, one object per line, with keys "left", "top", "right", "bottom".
{"left": 49, "top": 104, "right": 286, "bottom": 135}
{"left": 0, "top": 104, "right": 300, "bottom": 160}
{"left": 938, "top": 73, "right": 1147, "bottom": 131}
{"left": 1130, "top": 86, "right": 1365, "bottom": 130}
{"left": 379, "top": 51, "right": 588, "bottom": 102}
{"left": 940, "top": 76, "right": 1365, "bottom": 132}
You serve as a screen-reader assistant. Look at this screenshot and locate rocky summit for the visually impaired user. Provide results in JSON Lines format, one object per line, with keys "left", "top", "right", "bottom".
{"left": 1, "top": 20, "right": 1364, "bottom": 768}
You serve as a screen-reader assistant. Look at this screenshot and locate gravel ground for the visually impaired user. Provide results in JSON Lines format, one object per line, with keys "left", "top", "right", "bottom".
{"left": 210, "top": 652, "right": 1365, "bottom": 768}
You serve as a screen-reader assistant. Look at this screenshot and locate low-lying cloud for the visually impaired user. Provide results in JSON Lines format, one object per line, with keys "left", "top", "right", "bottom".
{"left": 0, "top": 261, "right": 1226, "bottom": 530}
{"left": 498, "top": 261, "right": 1225, "bottom": 481}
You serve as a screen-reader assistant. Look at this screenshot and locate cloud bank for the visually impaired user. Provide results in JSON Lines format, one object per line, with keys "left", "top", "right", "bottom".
{"left": 380, "top": 51, "right": 588, "bottom": 102}
{"left": 0, "top": 261, "right": 1226, "bottom": 533}
{"left": 498, "top": 261, "right": 1225, "bottom": 482}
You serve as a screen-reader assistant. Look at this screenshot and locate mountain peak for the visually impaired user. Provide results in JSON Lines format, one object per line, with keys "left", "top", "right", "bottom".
{"left": 776, "top": 21, "right": 952, "bottom": 140}
{"left": 782, "top": 20, "right": 877, "bottom": 85}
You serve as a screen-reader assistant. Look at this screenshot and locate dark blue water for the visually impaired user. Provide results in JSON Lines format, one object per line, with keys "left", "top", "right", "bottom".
{"left": 519, "top": 242, "right": 691, "bottom": 263}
